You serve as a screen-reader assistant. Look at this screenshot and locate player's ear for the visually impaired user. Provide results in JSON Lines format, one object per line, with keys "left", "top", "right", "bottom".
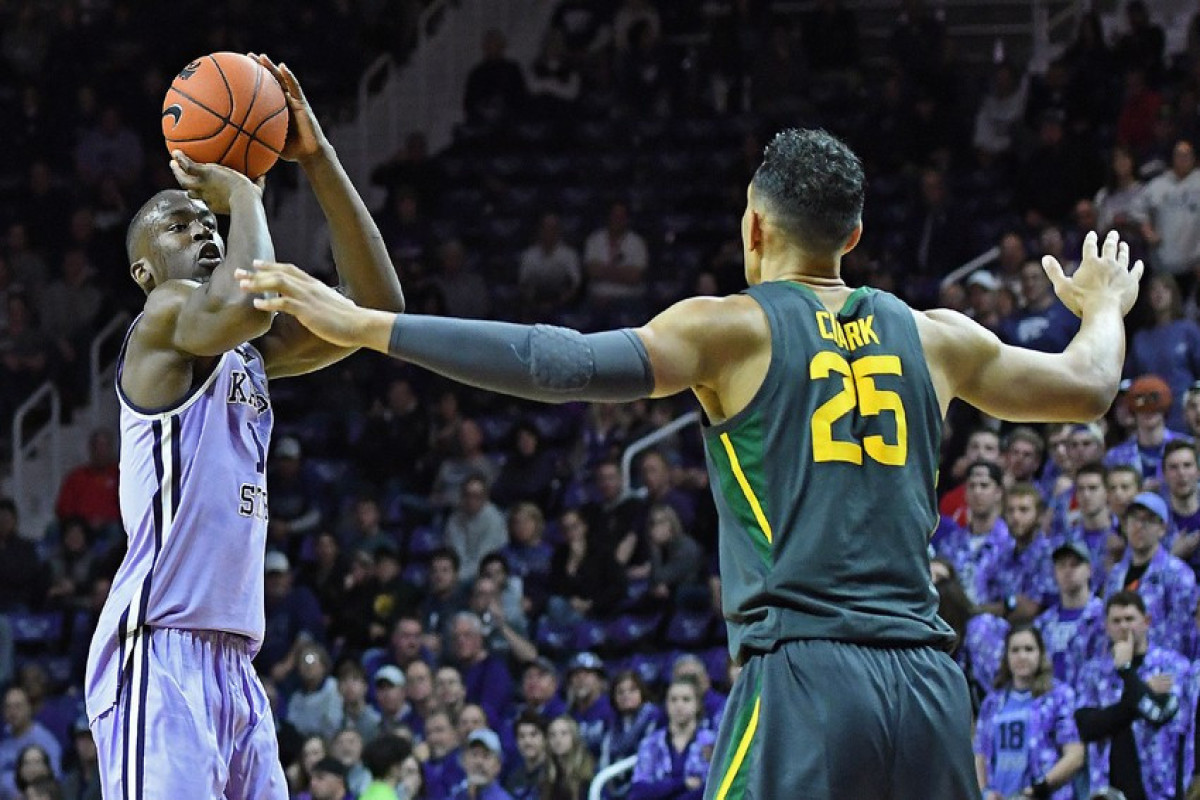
{"left": 130, "top": 259, "right": 155, "bottom": 294}
{"left": 841, "top": 222, "right": 864, "bottom": 256}
{"left": 748, "top": 209, "right": 765, "bottom": 254}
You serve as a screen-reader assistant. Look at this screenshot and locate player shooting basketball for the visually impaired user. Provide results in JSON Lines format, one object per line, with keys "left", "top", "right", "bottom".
{"left": 83, "top": 55, "right": 403, "bottom": 800}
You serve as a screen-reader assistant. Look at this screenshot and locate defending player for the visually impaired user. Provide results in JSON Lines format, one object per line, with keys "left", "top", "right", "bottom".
{"left": 83, "top": 57, "right": 403, "bottom": 800}
{"left": 238, "top": 129, "right": 1141, "bottom": 799}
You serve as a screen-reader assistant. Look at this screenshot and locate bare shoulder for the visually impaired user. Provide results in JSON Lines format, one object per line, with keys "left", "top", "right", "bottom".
{"left": 645, "top": 294, "right": 768, "bottom": 342}
{"left": 912, "top": 306, "right": 1000, "bottom": 365}
{"left": 122, "top": 281, "right": 202, "bottom": 408}
{"left": 132, "top": 280, "right": 198, "bottom": 355}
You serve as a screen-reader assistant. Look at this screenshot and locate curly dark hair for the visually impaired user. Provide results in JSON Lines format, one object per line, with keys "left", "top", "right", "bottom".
{"left": 751, "top": 128, "right": 864, "bottom": 253}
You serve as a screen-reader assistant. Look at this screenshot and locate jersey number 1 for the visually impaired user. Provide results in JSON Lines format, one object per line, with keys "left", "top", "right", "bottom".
{"left": 809, "top": 352, "right": 908, "bottom": 466}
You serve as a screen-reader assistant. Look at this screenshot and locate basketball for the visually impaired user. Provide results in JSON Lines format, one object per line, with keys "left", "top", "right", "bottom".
{"left": 161, "top": 52, "right": 289, "bottom": 180}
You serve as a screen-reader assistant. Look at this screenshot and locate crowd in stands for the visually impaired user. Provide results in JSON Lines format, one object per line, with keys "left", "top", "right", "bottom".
{"left": 4, "top": 0, "right": 1200, "bottom": 798}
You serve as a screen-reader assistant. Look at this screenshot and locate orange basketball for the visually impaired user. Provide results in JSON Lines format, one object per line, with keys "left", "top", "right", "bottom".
{"left": 162, "top": 52, "right": 289, "bottom": 180}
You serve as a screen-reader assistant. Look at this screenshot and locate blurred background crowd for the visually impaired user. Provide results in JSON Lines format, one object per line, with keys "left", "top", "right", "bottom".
{"left": 2, "top": 0, "right": 1200, "bottom": 798}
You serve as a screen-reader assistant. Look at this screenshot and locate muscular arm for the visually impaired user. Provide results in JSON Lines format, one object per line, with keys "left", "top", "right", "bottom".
{"left": 257, "top": 143, "right": 404, "bottom": 378}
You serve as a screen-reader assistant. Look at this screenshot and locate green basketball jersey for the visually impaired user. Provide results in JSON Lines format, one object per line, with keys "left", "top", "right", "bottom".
{"left": 703, "top": 282, "right": 954, "bottom": 661}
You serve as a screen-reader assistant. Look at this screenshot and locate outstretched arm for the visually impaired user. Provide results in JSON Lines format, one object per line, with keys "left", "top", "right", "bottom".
{"left": 919, "top": 230, "right": 1142, "bottom": 422}
{"left": 237, "top": 261, "right": 766, "bottom": 403}
{"left": 250, "top": 55, "right": 404, "bottom": 378}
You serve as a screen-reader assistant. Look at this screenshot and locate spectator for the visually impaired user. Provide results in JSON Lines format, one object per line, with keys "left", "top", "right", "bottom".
{"left": 492, "top": 422, "right": 559, "bottom": 511}
{"left": 58, "top": 715, "right": 100, "bottom": 800}
{"left": 583, "top": 458, "right": 648, "bottom": 565}
{"left": 1113, "top": 0, "right": 1165, "bottom": 81}
{"left": 463, "top": 29, "right": 527, "bottom": 127}
{"left": 0, "top": 501, "right": 44, "bottom": 614}
{"left": 54, "top": 429, "right": 119, "bottom": 537}
{"left": 431, "top": 422, "right": 500, "bottom": 510}
{"left": 1075, "top": 591, "right": 1190, "bottom": 800}
{"left": 628, "top": 678, "right": 715, "bottom": 800}
{"left": 934, "top": 461, "right": 1009, "bottom": 605}
{"left": 456, "top": 703, "right": 489, "bottom": 744}
{"left": 307, "top": 756, "right": 350, "bottom": 800}
{"left": 419, "top": 549, "right": 470, "bottom": 657}
{"left": 997, "top": 261, "right": 1080, "bottom": 355}
{"left": 370, "top": 131, "right": 438, "bottom": 215}
{"left": 0, "top": 688, "right": 61, "bottom": 800}
{"left": 907, "top": 168, "right": 970, "bottom": 294}
{"left": 889, "top": 0, "right": 946, "bottom": 91}
{"left": 366, "top": 540, "right": 422, "bottom": 647}
{"left": 330, "top": 728, "right": 372, "bottom": 797}
{"left": 467, "top": 575, "right": 535, "bottom": 665}
{"left": 430, "top": 240, "right": 490, "bottom": 321}
{"left": 545, "top": 509, "right": 626, "bottom": 627}
{"left": 544, "top": 715, "right": 595, "bottom": 800}
{"left": 748, "top": 16, "right": 810, "bottom": 124}
{"left": 362, "top": 734, "right": 413, "bottom": 800}
{"left": 354, "top": 376, "right": 432, "bottom": 496}
{"left": 670, "top": 655, "right": 726, "bottom": 734}
{"left": 340, "top": 496, "right": 398, "bottom": 559}
{"left": 479, "top": 554, "right": 526, "bottom": 629}
{"left": 1002, "top": 427, "right": 1045, "bottom": 488}
{"left": 498, "top": 504, "right": 553, "bottom": 605}
{"left": 445, "top": 477, "right": 508, "bottom": 589}
{"left": 1094, "top": 145, "right": 1146, "bottom": 238}
{"left": 974, "top": 626, "right": 1083, "bottom": 800}
{"left": 1134, "top": 140, "right": 1200, "bottom": 295}
{"left": 337, "top": 660, "right": 382, "bottom": 744}
{"left": 260, "top": 551, "right": 326, "bottom": 681}
{"left": 599, "top": 671, "right": 662, "bottom": 797}
{"left": 513, "top": 658, "right": 567, "bottom": 723}
{"left": 11, "top": 746, "right": 55, "bottom": 800}
{"left": 451, "top": 728, "right": 511, "bottom": 800}
{"left": 389, "top": 616, "right": 434, "bottom": 672}
{"left": 300, "top": 531, "right": 349, "bottom": 633}
{"left": 286, "top": 642, "right": 343, "bottom": 741}
{"left": 564, "top": 653, "right": 614, "bottom": 759}
{"left": 44, "top": 517, "right": 95, "bottom": 610}
{"left": 643, "top": 504, "right": 704, "bottom": 604}
{"left": 582, "top": 202, "right": 648, "bottom": 321}
{"left": 0, "top": 292, "right": 51, "bottom": 419}
{"left": 374, "top": 665, "right": 410, "bottom": 738}
{"left": 287, "top": 734, "right": 328, "bottom": 799}
{"left": 421, "top": 708, "right": 465, "bottom": 800}
{"left": 1015, "top": 109, "right": 1103, "bottom": 229}
{"left": 1106, "top": 375, "right": 1190, "bottom": 492}
{"left": 1034, "top": 541, "right": 1108, "bottom": 688}
{"left": 377, "top": 187, "right": 433, "bottom": 280}
{"left": 1107, "top": 464, "right": 1144, "bottom": 521}
{"left": 939, "top": 429, "right": 1002, "bottom": 526}
{"left": 518, "top": 213, "right": 581, "bottom": 320}
{"left": 267, "top": 437, "right": 327, "bottom": 558}
{"left": 402, "top": 660, "right": 438, "bottom": 740}
{"left": 504, "top": 711, "right": 548, "bottom": 800}
{"left": 450, "top": 612, "right": 514, "bottom": 729}
{"left": 1064, "top": 462, "right": 1119, "bottom": 590}
{"left": 1105, "top": 493, "right": 1198, "bottom": 654}
{"left": 398, "top": 749, "right": 426, "bottom": 800}
{"left": 526, "top": 29, "right": 581, "bottom": 119}
{"left": 72, "top": 105, "right": 143, "bottom": 189}
{"left": 1129, "top": 274, "right": 1200, "bottom": 430}
{"left": 972, "top": 62, "right": 1027, "bottom": 160}
{"left": 1164, "top": 441, "right": 1200, "bottom": 568}
{"left": 436, "top": 666, "right": 469, "bottom": 723}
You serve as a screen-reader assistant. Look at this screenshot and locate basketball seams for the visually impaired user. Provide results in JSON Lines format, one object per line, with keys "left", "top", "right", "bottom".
{"left": 237, "top": 60, "right": 265, "bottom": 175}
{"left": 209, "top": 56, "right": 244, "bottom": 167}
{"left": 165, "top": 84, "right": 283, "bottom": 153}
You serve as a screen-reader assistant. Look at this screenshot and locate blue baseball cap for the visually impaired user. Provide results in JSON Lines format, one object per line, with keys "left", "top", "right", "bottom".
{"left": 467, "top": 728, "right": 502, "bottom": 755}
{"left": 566, "top": 651, "right": 605, "bottom": 675}
{"left": 1127, "top": 492, "right": 1168, "bottom": 524}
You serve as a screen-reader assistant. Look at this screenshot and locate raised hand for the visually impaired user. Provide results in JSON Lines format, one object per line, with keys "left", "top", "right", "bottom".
{"left": 1043, "top": 230, "right": 1143, "bottom": 318}
{"left": 251, "top": 53, "right": 327, "bottom": 163}
{"left": 170, "top": 150, "right": 261, "bottom": 214}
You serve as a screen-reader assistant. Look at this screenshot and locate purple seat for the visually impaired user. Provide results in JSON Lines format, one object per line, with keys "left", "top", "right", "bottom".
{"left": 664, "top": 609, "right": 714, "bottom": 650}
{"left": 573, "top": 619, "right": 607, "bottom": 652}
{"left": 605, "top": 613, "right": 663, "bottom": 651}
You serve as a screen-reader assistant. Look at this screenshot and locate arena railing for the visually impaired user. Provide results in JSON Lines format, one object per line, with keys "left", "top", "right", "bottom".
{"left": 620, "top": 411, "right": 702, "bottom": 498}
{"left": 11, "top": 381, "right": 61, "bottom": 537}
{"left": 588, "top": 755, "right": 639, "bottom": 800}
{"left": 89, "top": 311, "right": 131, "bottom": 432}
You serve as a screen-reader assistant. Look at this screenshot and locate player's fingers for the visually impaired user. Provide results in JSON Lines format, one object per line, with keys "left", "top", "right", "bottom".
{"left": 279, "top": 63, "right": 306, "bottom": 100}
{"left": 1081, "top": 230, "right": 1098, "bottom": 263}
{"left": 1117, "top": 241, "right": 1129, "bottom": 269}
{"left": 1041, "top": 255, "right": 1066, "bottom": 288}
{"left": 1131, "top": 259, "right": 1145, "bottom": 283}
{"left": 1102, "top": 229, "right": 1119, "bottom": 262}
{"left": 252, "top": 296, "right": 288, "bottom": 313}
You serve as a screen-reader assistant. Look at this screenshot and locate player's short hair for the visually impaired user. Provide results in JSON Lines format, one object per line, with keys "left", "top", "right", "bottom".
{"left": 751, "top": 128, "right": 864, "bottom": 254}
{"left": 1075, "top": 461, "right": 1107, "bottom": 483}
{"left": 1105, "top": 589, "right": 1147, "bottom": 616}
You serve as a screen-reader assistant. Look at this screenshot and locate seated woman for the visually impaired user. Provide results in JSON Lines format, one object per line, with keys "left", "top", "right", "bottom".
{"left": 544, "top": 509, "right": 626, "bottom": 628}
{"left": 974, "top": 625, "right": 1084, "bottom": 800}
{"left": 628, "top": 677, "right": 715, "bottom": 800}
{"left": 600, "top": 670, "right": 664, "bottom": 798}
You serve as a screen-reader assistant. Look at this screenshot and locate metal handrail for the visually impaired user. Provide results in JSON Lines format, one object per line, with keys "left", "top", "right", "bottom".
{"left": 620, "top": 411, "right": 702, "bottom": 497}
{"left": 90, "top": 311, "right": 131, "bottom": 430}
{"left": 939, "top": 246, "right": 1002, "bottom": 291}
{"left": 588, "top": 755, "right": 639, "bottom": 800}
{"left": 11, "top": 382, "right": 61, "bottom": 527}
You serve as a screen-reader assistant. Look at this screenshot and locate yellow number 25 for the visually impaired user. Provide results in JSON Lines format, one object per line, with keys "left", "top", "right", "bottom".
{"left": 808, "top": 352, "right": 908, "bottom": 466}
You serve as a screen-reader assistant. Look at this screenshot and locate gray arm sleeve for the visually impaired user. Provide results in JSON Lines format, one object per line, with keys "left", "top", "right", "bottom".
{"left": 386, "top": 315, "right": 655, "bottom": 403}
